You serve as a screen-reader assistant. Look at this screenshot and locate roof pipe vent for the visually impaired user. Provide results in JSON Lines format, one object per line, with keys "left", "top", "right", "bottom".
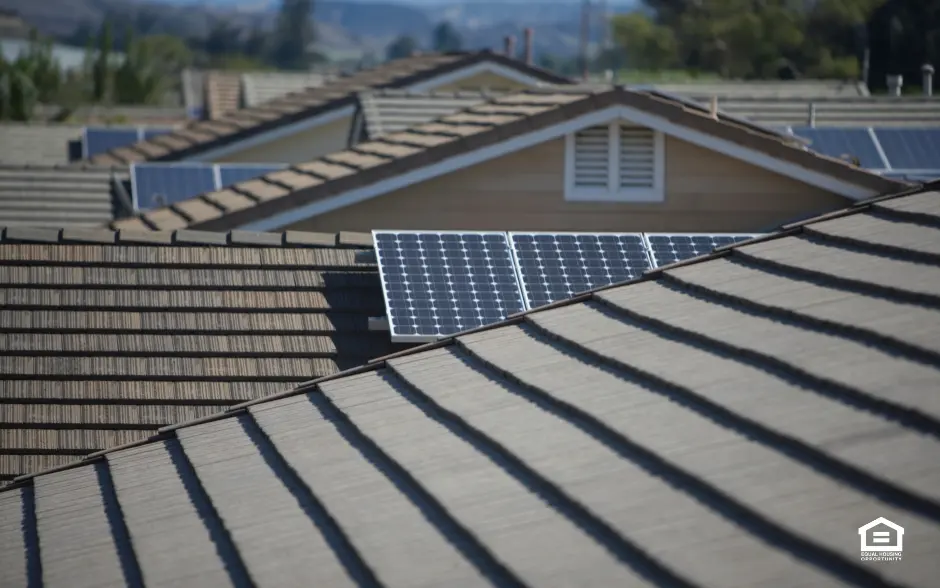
{"left": 523, "top": 28, "right": 534, "bottom": 65}
{"left": 709, "top": 95, "right": 719, "bottom": 119}
{"left": 504, "top": 35, "right": 516, "bottom": 59}
{"left": 886, "top": 74, "right": 903, "bottom": 97}
{"left": 922, "top": 64, "right": 934, "bottom": 97}
{"left": 807, "top": 102, "right": 817, "bottom": 127}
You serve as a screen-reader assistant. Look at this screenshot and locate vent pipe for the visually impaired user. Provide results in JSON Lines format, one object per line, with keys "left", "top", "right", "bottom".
{"left": 922, "top": 64, "right": 934, "bottom": 97}
{"left": 886, "top": 74, "right": 903, "bottom": 97}
{"left": 523, "top": 28, "right": 534, "bottom": 65}
{"left": 504, "top": 35, "right": 516, "bottom": 58}
{"left": 807, "top": 102, "right": 817, "bottom": 127}
{"left": 709, "top": 96, "right": 719, "bottom": 119}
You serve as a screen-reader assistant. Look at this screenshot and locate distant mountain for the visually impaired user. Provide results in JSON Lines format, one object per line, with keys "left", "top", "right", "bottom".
{"left": 0, "top": 0, "right": 636, "bottom": 61}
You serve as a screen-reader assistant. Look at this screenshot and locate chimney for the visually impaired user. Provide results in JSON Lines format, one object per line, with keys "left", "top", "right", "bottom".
{"left": 922, "top": 64, "right": 935, "bottom": 97}
{"left": 504, "top": 35, "right": 516, "bottom": 59}
{"left": 523, "top": 28, "right": 534, "bottom": 65}
{"left": 886, "top": 74, "right": 903, "bottom": 97}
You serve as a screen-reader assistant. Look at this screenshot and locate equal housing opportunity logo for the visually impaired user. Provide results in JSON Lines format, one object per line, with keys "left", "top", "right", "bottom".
{"left": 859, "top": 517, "right": 904, "bottom": 562}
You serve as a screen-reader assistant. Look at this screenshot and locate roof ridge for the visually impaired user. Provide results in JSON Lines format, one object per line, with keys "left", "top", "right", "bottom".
{"left": 5, "top": 182, "right": 930, "bottom": 493}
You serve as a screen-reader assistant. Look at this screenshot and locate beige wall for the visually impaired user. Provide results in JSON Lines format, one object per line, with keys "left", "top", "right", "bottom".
{"left": 284, "top": 135, "right": 852, "bottom": 234}
{"left": 427, "top": 71, "right": 535, "bottom": 93}
{"left": 212, "top": 115, "right": 353, "bottom": 164}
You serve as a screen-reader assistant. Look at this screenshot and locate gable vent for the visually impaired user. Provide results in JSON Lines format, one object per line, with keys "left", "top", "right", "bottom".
{"left": 573, "top": 126, "right": 610, "bottom": 188}
{"left": 618, "top": 125, "right": 656, "bottom": 188}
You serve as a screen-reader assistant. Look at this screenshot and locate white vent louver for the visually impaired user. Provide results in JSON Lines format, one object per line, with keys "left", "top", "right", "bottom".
{"left": 619, "top": 125, "right": 656, "bottom": 189}
{"left": 573, "top": 126, "right": 610, "bottom": 188}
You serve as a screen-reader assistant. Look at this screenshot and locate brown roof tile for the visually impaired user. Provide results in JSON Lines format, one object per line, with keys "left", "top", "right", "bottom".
{"left": 0, "top": 227, "right": 409, "bottom": 482}
{"left": 294, "top": 160, "right": 358, "bottom": 180}
{"left": 87, "top": 52, "right": 573, "bottom": 165}
{"left": 234, "top": 179, "right": 290, "bottom": 202}
{"left": 173, "top": 197, "right": 224, "bottom": 224}
{"left": 203, "top": 189, "right": 257, "bottom": 213}
{"left": 325, "top": 151, "right": 390, "bottom": 170}
{"left": 143, "top": 208, "right": 189, "bottom": 231}
{"left": 266, "top": 169, "right": 325, "bottom": 191}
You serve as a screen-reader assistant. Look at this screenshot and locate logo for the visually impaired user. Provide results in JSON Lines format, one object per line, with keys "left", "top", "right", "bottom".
{"left": 859, "top": 517, "right": 903, "bottom": 562}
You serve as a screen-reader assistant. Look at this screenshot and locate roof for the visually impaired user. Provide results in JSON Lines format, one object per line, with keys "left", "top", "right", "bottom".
{"left": 204, "top": 71, "right": 243, "bottom": 120}
{"left": 0, "top": 124, "right": 82, "bottom": 165}
{"left": 87, "top": 52, "right": 571, "bottom": 166}
{"left": 0, "top": 165, "right": 129, "bottom": 228}
{"left": 0, "top": 226, "right": 407, "bottom": 483}
{"left": 242, "top": 71, "right": 330, "bottom": 108}
{"left": 3, "top": 184, "right": 939, "bottom": 587}
{"left": 110, "top": 85, "right": 905, "bottom": 233}
{"left": 706, "top": 96, "right": 940, "bottom": 128}
{"left": 651, "top": 79, "right": 871, "bottom": 98}
{"left": 353, "top": 88, "right": 500, "bottom": 142}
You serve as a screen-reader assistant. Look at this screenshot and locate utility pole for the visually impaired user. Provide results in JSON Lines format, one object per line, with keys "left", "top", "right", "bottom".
{"left": 579, "top": 0, "right": 591, "bottom": 81}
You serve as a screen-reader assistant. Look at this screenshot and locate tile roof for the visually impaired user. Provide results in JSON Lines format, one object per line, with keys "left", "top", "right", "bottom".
{"left": 702, "top": 96, "right": 940, "bottom": 128}
{"left": 87, "top": 51, "right": 571, "bottom": 166}
{"left": 652, "top": 79, "right": 871, "bottom": 98}
{"left": 0, "top": 124, "right": 82, "bottom": 165}
{"left": 242, "top": 71, "right": 331, "bottom": 107}
{"left": 353, "top": 88, "right": 500, "bottom": 142}
{"left": 0, "top": 226, "right": 407, "bottom": 483}
{"left": 111, "top": 85, "right": 906, "bottom": 233}
{"left": 204, "top": 70, "right": 243, "bottom": 120}
{"left": 4, "top": 184, "right": 940, "bottom": 586}
{"left": 0, "top": 165, "right": 129, "bottom": 228}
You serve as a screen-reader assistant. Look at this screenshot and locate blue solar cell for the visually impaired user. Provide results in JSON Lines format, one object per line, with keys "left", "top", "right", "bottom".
{"left": 218, "top": 164, "right": 287, "bottom": 187}
{"left": 873, "top": 129, "right": 940, "bottom": 170}
{"left": 142, "top": 128, "right": 173, "bottom": 141}
{"left": 790, "top": 127, "right": 884, "bottom": 168}
{"left": 132, "top": 164, "right": 218, "bottom": 210}
{"left": 509, "top": 232, "right": 652, "bottom": 309}
{"left": 373, "top": 231, "right": 526, "bottom": 342}
{"left": 644, "top": 233, "right": 760, "bottom": 267}
{"left": 83, "top": 128, "right": 140, "bottom": 158}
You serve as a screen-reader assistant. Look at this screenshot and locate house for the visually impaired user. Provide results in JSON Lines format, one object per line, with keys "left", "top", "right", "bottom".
{"left": 859, "top": 518, "right": 905, "bottom": 552}
{"left": 1, "top": 182, "right": 938, "bottom": 587}
{"left": 0, "top": 225, "right": 406, "bottom": 482}
{"left": 0, "top": 165, "right": 130, "bottom": 228}
{"left": 0, "top": 125, "right": 85, "bottom": 166}
{"left": 109, "top": 85, "right": 904, "bottom": 235}
{"left": 183, "top": 69, "right": 334, "bottom": 120}
{"left": 87, "top": 52, "right": 571, "bottom": 167}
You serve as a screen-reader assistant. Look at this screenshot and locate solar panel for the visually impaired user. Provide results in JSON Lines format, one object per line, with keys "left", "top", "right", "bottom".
{"left": 131, "top": 163, "right": 218, "bottom": 210}
{"left": 218, "top": 164, "right": 287, "bottom": 187}
{"left": 373, "top": 231, "right": 526, "bottom": 342}
{"left": 873, "top": 128, "right": 940, "bottom": 170}
{"left": 789, "top": 127, "right": 885, "bottom": 168}
{"left": 141, "top": 128, "right": 173, "bottom": 141}
{"left": 644, "top": 233, "right": 761, "bottom": 267}
{"left": 508, "top": 232, "right": 652, "bottom": 309}
{"left": 83, "top": 128, "right": 140, "bottom": 158}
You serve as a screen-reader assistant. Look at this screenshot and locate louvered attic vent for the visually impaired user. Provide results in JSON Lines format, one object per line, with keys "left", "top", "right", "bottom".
{"left": 567, "top": 122, "right": 663, "bottom": 202}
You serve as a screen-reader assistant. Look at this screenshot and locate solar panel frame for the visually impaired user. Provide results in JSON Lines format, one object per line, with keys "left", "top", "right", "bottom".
{"left": 218, "top": 163, "right": 288, "bottom": 187}
{"left": 508, "top": 231, "right": 653, "bottom": 310}
{"left": 130, "top": 162, "right": 219, "bottom": 211}
{"left": 643, "top": 233, "right": 763, "bottom": 268}
{"left": 872, "top": 128, "right": 940, "bottom": 170}
{"left": 82, "top": 127, "right": 141, "bottom": 159}
{"left": 373, "top": 230, "right": 527, "bottom": 343}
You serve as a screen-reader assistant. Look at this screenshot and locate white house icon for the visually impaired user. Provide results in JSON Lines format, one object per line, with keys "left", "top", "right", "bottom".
{"left": 859, "top": 517, "right": 904, "bottom": 552}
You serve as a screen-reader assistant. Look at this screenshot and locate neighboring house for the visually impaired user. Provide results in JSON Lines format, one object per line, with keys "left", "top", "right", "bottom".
{"left": 88, "top": 51, "right": 571, "bottom": 167}
{"left": 2, "top": 184, "right": 939, "bottom": 587}
{"left": 0, "top": 165, "right": 130, "bottom": 228}
{"left": 0, "top": 226, "right": 406, "bottom": 482}
{"left": 109, "top": 86, "right": 903, "bottom": 235}
{"left": 183, "top": 69, "right": 334, "bottom": 120}
{"left": 701, "top": 96, "right": 940, "bottom": 128}
{"left": 31, "top": 105, "right": 190, "bottom": 126}
{"left": 651, "top": 79, "right": 871, "bottom": 99}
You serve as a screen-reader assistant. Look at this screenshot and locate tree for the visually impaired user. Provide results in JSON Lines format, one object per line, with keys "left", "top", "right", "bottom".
{"left": 431, "top": 21, "right": 462, "bottom": 53}
{"left": 387, "top": 35, "right": 418, "bottom": 61}
{"left": 271, "top": 0, "right": 316, "bottom": 70}
{"left": 114, "top": 33, "right": 192, "bottom": 104}
{"left": 16, "top": 29, "right": 61, "bottom": 103}
{"left": 92, "top": 19, "right": 113, "bottom": 102}
{"left": 610, "top": 13, "right": 679, "bottom": 71}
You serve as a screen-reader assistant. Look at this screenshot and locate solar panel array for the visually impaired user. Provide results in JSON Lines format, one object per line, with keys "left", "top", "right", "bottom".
{"left": 373, "top": 231, "right": 526, "bottom": 342}
{"left": 509, "top": 232, "right": 652, "bottom": 309}
{"left": 783, "top": 126, "right": 940, "bottom": 180}
{"left": 82, "top": 127, "right": 173, "bottom": 158}
{"left": 130, "top": 163, "right": 288, "bottom": 210}
{"left": 374, "top": 230, "right": 763, "bottom": 342}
